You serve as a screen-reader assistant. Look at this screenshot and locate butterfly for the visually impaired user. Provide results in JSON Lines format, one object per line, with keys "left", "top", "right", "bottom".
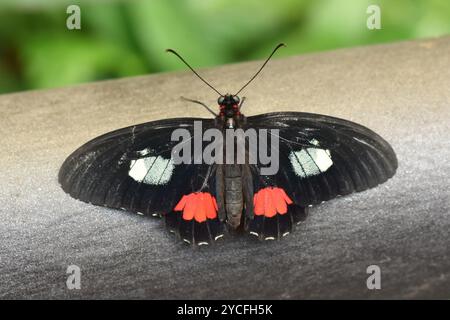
{"left": 58, "top": 44, "right": 397, "bottom": 245}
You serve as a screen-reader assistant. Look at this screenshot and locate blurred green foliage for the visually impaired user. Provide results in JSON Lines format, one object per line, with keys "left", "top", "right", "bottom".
{"left": 0, "top": 0, "right": 449, "bottom": 94}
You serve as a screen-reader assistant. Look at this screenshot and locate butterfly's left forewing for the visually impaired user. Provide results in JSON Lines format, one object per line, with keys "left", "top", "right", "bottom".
{"left": 58, "top": 117, "right": 225, "bottom": 244}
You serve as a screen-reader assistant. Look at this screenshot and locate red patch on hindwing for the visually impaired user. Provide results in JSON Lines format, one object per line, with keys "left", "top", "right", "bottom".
{"left": 253, "top": 187, "right": 293, "bottom": 218}
{"left": 174, "top": 192, "right": 218, "bottom": 223}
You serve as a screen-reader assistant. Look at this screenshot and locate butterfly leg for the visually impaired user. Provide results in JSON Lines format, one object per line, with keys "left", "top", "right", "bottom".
{"left": 242, "top": 164, "right": 254, "bottom": 221}
{"left": 180, "top": 96, "right": 218, "bottom": 117}
{"left": 215, "top": 165, "right": 226, "bottom": 222}
{"left": 238, "top": 97, "right": 246, "bottom": 111}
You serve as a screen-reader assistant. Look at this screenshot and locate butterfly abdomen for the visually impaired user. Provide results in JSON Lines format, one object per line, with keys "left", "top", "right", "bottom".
{"left": 224, "top": 164, "right": 244, "bottom": 228}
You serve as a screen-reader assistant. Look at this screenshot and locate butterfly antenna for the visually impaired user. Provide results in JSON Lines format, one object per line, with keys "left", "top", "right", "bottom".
{"left": 166, "top": 49, "right": 223, "bottom": 96}
{"left": 234, "top": 43, "right": 286, "bottom": 96}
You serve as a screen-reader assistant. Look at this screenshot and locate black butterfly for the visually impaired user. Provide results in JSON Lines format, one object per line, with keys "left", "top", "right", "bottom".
{"left": 58, "top": 44, "right": 397, "bottom": 245}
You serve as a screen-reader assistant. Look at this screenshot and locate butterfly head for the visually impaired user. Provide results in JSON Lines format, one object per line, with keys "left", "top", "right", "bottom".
{"left": 218, "top": 94, "right": 240, "bottom": 118}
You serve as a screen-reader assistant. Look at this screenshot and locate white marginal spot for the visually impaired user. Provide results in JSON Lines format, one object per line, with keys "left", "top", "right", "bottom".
{"left": 265, "top": 236, "right": 275, "bottom": 241}
{"left": 136, "top": 212, "right": 144, "bottom": 216}
{"left": 128, "top": 156, "right": 174, "bottom": 185}
{"left": 198, "top": 242, "right": 209, "bottom": 246}
{"left": 282, "top": 232, "right": 290, "bottom": 237}
{"left": 289, "top": 148, "right": 333, "bottom": 178}
{"left": 183, "top": 239, "right": 191, "bottom": 244}
{"left": 249, "top": 232, "right": 259, "bottom": 237}
{"left": 214, "top": 234, "right": 224, "bottom": 241}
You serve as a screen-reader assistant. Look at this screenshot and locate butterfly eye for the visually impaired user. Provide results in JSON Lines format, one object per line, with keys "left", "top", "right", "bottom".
{"left": 233, "top": 96, "right": 240, "bottom": 104}
{"left": 218, "top": 96, "right": 225, "bottom": 105}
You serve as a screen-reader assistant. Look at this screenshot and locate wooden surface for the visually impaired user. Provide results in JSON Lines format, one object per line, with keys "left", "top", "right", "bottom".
{"left": 0, "top": 36, "right": 449, "bottom": 298}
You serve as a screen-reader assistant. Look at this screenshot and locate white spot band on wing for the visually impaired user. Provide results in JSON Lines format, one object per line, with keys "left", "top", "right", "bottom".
{"left": 128, "top": 156, "right": 174, "bottom": 185}
{"left": 289, "top": 148, "right": 333, "bottom": 178}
